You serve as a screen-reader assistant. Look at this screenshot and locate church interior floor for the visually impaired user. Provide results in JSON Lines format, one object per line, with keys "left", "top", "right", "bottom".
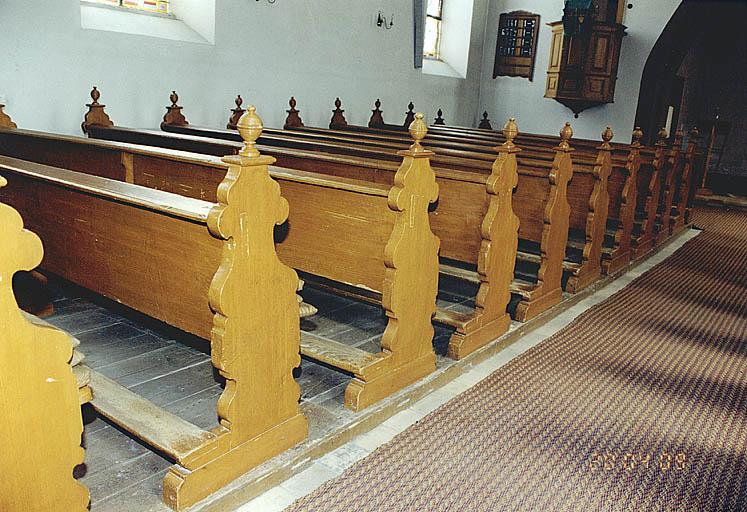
{"left": 43, "top": 269, "right": 475, "bottom": 511}
{"left": 44, "top": 221, "right": 706, "bottom": 512}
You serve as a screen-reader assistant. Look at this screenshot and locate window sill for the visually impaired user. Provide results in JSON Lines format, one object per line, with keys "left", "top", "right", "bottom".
{"left": 80, "top": 2, "right": 211, "bottom": 44}
{"left": 422, "top": 59, "right": 465, "bottom": 79}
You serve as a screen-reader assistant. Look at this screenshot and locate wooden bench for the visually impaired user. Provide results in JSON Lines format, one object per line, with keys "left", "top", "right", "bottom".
{"left": 0, "top": 115, "right": 311, "bottom": 510}
{"left": 158, "top": 94, "right": 599, "bottom": 298}
{"left": 266, "top": 97, "right": 616, "bottom": 292}
{"left": 0, "top": 108, "right": 443, "bottom": 409}
{"left": 0, "top": 177, "right": 91, "bottom": 512}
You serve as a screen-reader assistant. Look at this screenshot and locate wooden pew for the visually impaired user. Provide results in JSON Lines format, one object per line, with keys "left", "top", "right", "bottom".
{"left": 669, "top": 128, "right": 700, "bottom": 235}
{"left": 0, "top": 109, "right": 443, "bottom": 408}
{"left": 0, "top": 175, "right": 91, "bottom": 512}
{"left": 72, "top": 89, "right": 524, "bottom": 357}
{"left": 0, "top": 111, "right": 309, "bottom": 510}
{"left": 112, "top": 91, "right": 581, "bottom": 316}
{"left": 158, "top": 93, "right": 602, "bottom": 297}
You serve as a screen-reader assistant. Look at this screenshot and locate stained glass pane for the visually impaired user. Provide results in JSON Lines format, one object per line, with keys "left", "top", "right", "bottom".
{"left": 427, "top": 0, "right": 442, "bottom": 18}
{"left": 423, "top": 17, "right": 441, "bottom": 58}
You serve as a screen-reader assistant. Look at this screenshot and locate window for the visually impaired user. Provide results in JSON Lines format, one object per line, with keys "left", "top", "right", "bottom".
{"left": 492, "top": 11, "right": 540, "bottom": 81}
{"left": 86, "top": 0, "right": 170, "bottom": 15}
{"left": 424, "top": 0, "right": 443, "bottom": 60}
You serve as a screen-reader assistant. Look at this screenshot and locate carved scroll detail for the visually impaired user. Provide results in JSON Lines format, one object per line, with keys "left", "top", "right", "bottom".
{"left": 161, "top": 91, "right": 189, "bottom": 129}
{"left": 516, "top": 122, "right": 573, "bottom": 320}
{"left": 81, "top": 86, "right": 113, "bottom": 134}
{"left": 345, "top": 113, "right": 439, "bottom": 410}
{"left": 447, "top": 119, "right": 519, "bottom": 359}
{"left": 655, "top": 130, "right": 682, "bottom": 243}
{"left": 434, "top": 108, "right": 446, "bottom": 126}
{"left": 329, "top": 98, "right": 348, "bottom": 129}
{"left": 284, "top": 97, "right": 304, "bottom": 129}
{"left": 478, "top": 111, "right": 493, "bottom": 130}
{"left": 635, "top": 128, "right": 668, "bottom": 256}
{"left": 604, "top": 127, "right": 642, "bottom": 274}
{"left": 0, "top": 175, "right": 89, "bottom": 511}
{"left": 402, "top": 101, "right": 416, "bottom": 127}
{"left": 0, "top": 104, "right": 17, "bottom": 129}
{"left": 163, "top": 107, "right": 307, "bottom": 509}
{"left": 568, "top": 126, "right": 613, "bottom": 292}
{"left": 368, "top": 99, "right": 385, "bottom": 128}
{"left": 226, "top": 95, "right": 245, "bottom": 130}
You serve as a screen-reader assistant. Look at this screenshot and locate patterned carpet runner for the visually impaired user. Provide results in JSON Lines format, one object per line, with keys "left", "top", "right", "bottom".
{"left": 285, "top": 207, "right": 747, "bottom": 512}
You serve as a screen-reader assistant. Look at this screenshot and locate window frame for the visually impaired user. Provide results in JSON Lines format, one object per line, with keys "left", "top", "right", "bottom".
{"left": 423, "top": 0, "right": 444, "bottom": 61}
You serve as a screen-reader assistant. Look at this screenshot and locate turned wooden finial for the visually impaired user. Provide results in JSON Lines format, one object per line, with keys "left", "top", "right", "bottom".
{"left": 0, "top": 104, "right": 17, "bottom": 129}
{"left": 558, "top": 122, "right": 573, "bottom": 151}
{"left": 284, "top": 96, "right": 304, "bottom": 129}
{"left": 403, "top": 101, "right": 416, "bottom": 127}
{"left": 690, "top": 126, "right": 700, "bottom": 140}
{"left": 434, "top": 108, "right": 445, "bottom": 125}
{"left": 82, "top": 86, "right": 113, "bottom": 134}
{"left": 407, "top": 112, "right": 428, "bottom": 152}
{"left": 329, "top": 97, "right": 348, "bottom": 129}
{"left": 369, "top": 98, "right": 385, "bottom": 128}
{"left": 479, "top": 111, "right": 493, "bottom": 130}
{"left": 501, "top": 118, "right": 519, "bottom": 150}
{"left": 632, "top": 126, "right": 644, "bottom": 147}
{"left": 237, "top": 106, "right": 263, "bottom": 158}
{"left": 656, "top": 127, "right": 669, "bottom": 145}
{"left": 0, "top": 175, "right": 6, "bottom": 188}
{"left": 161, "top": 90, "right": 188, "bottom": 128}
{"left": 226, "top": 94, "right": 246, "bottom": 130}
{"left": 600, "top": 126, "right": 614, "bottom": 150}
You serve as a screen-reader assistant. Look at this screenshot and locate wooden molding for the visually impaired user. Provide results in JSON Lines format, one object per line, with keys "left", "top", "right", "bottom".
{"left": 283, "top": 97, "right": 304, "bottom": 129}
{"left": 0, "top": 105, "right": 17, "bottom": 129}
{"left": 81, "top": 86, "right": 113, "bottom": 134}
{"left": 329, "top": 98, "right": 348, "bottom": 130}
{"left": 226, "top": 95, "right": 245, "bottom": 130}
{"left": 161, "top": 91, "right": 189, "bottom": 130}
{"left": 368, "top": 99, "right": 386, "bottom": 128}
{"left": 344, "top": 114, "right": 439, "bottom": 410}
{"left": 478, "top": 111, "right": 493, "bottom": 130}
{"left": 0, "top": 175, "right": 90, "bottom": 512}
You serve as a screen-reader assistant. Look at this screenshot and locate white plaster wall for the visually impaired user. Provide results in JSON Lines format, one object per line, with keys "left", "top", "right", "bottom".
{"left": 477, "top": 0, "right": 682, "bottom": 141}
{"left": 0, "top": 0, "right": 488, "bottom": 135}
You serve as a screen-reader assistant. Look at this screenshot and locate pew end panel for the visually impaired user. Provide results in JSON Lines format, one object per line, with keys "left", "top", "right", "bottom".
{"left": 440, "top": 119, "right": 520, "bottom": 359}
{"left": 0, "top": 175, "right": 90, "bottom": 512}
{"left": 602, "top": 128, "right": 643, "bottom": 275}
{"left": 514, "top": 123, "right": 575, "bottom": 321}
{"left": 0, "top": 106, "right": 309, "bottom": 510}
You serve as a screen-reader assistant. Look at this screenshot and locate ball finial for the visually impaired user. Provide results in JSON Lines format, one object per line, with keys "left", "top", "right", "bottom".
{"left": 0, "top": 175, "right": 6, "bottom": 188}
{"left": 289, "top": 96, "right": 297, "bottom": 109}
{"left": 335, "top": 97, "right": 342, "bottom": 109}
{"left": 170, "top": 91, "right": 179, "bottom": 107}
{"left": 375, "top": 99, "right": 381, "bottom": 109}
{"left": 235, "top": 95, "right": 243, "bottom": 108}
{"left": 408, "top": 112, "right": 428, "bottom": 151}
{"left": 657, "top": 127, "right": 668, "bottom": 142}
{"left": 91, "top": 86, "right": 101, "bottom": 104}
{"left": 602, "top": 126, "right": 614, "bottom": 143}
{"left": 237, "top": 105, "right": 263, "bottom": 158}
{"left": 632, "top": 126, "right": 643, "bottom": 145}
{"left": 503, "top": 118, "right": 518, "bottom": 142}
{"left": 560, "top": 122, "right": 573, "bottom": 141}
{"left": 690, "top": 126, "right": 700, "bottom": 139}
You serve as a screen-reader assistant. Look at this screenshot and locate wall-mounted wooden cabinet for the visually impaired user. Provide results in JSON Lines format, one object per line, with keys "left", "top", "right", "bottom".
{"left": 545, "top": 8, "right": 626, "bottom": 117}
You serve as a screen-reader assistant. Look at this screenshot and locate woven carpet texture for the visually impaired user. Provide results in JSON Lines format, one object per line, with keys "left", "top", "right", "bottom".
{"left": 285, "top": 207, "right": 747, "bottom": 512}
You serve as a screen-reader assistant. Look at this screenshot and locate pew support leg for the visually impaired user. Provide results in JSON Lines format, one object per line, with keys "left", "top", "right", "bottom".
{"left": 163, "top": 414, "right": 308, "bottom": 511}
